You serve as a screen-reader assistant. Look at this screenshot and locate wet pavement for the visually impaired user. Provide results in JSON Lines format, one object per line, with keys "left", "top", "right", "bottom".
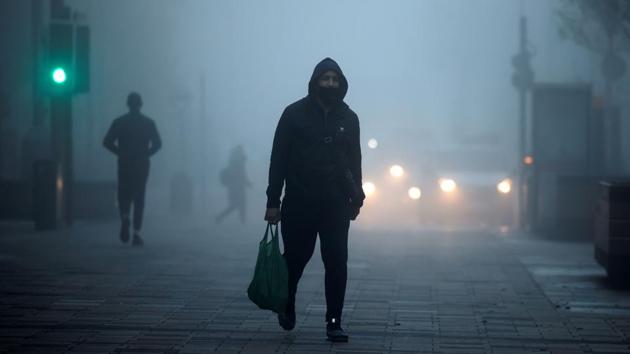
{"left": 1, "top": 218, "right": 629, "bottom": 354}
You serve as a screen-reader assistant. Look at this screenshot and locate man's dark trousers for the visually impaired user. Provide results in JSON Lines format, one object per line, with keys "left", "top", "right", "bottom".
{"left": 280, "top": 195, "right": 350, "bottom": 322}
{"left": 117, "top": 159, "right": 149, "bottom": 230}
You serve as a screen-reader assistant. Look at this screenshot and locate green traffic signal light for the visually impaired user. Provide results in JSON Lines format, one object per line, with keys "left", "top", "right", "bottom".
{"left": 51, "top": 67, "right": 67, "bottom": 84}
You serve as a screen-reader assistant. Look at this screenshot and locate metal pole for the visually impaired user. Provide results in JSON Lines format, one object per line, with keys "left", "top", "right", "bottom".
{"left": 48, "top": 0, "right": 74, "bottom": 227}
{"left": 50, "top": 95, "right": 73, "bottom": 225}
{"left": 511, "top": 16, "right": 533, "bottom": 230}
{"left": 518, "top": 86, "right": 526, "bottom": 229}
{"left": 517, "top": 17, "right": 527, "bottom": 230}
{"left": 31, "top": 0, "right": 43, "bottom": 127}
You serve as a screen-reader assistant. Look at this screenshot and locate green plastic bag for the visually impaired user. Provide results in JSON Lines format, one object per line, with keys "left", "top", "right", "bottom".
{"left": 247, "top": 223, "right": 289, "bottom": 314}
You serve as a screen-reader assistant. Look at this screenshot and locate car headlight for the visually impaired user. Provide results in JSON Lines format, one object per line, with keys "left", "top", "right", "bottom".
{"left": 362, "top": 182, "right": 376, "bottom": 197}
{"left": 389, "top": 165, "right": 404, "bottom": 178}
{"left": 408, "top": 187, "right": 422, "bottom": 200}
{"left": 439, "top": 178, "right": 457, "bottom": 193}
{"left": 497, "top": 178, "right": 512, "bottom": 194}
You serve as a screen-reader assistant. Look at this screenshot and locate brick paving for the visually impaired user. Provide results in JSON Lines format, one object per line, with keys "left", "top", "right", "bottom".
{"left": 1, "top": 219, "right": 629, "bottom": 354}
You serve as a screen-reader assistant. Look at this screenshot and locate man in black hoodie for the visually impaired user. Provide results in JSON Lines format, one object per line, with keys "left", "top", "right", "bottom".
{"left": 264, "top": 58, "right": 365, "bottom": 342}
{"left": 104, "top": 92, "right": 161, "bottom": 246}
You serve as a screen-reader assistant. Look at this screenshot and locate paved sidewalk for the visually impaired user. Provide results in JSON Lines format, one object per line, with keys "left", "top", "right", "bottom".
{"left": 1, "top": 219, "right": 629, "bottom": 354}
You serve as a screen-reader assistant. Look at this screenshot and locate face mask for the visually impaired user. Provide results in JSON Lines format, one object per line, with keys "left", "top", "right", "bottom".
{"left": 318, "top": 86, "right": 342, "bottom": 105}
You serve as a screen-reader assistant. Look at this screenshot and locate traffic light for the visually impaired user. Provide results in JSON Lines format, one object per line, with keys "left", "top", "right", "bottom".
{"left": 51, "top": 67, "right": 67, "bottom": 84}
{"left": 47, "top": 23, "right": 74, "bottom": 94}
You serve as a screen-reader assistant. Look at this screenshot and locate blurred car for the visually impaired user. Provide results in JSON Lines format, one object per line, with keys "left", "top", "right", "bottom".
{"left": 415, "top": 171, "right": 514, "bottom": 226}
{"left": 360, "top": 148, "right": 515, "bottom": 228}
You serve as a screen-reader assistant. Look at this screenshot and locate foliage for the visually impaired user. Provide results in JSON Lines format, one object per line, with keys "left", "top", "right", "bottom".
{"left": 556, "top": 0, "right": 630, "bottom": 53}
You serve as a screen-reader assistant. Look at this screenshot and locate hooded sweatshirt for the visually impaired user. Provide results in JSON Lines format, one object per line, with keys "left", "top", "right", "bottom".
{"left": 266, "top": 58, "right": 365, "bottom": 208}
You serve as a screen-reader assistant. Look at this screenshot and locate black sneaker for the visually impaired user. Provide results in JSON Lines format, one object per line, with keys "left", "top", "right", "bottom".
{"left": 326, "top": 320, "right": 348, "bottom": 342}
{"left": 278, "top": 309, "right": 296, "bottom": 331}
{"left": 119, "top": 220, "right": 130, "bottom": 243}
{"left": 132, "top": 233, "right": 144, "bottom": 247}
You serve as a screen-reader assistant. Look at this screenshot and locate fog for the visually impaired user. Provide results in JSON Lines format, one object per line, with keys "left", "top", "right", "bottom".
{"left": 64, "top": 0, "right": 600, "bottom": 227}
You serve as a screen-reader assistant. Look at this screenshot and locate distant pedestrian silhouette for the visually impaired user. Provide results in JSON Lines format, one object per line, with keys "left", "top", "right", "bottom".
{"left": 103, "top": 92, "right": 161, "bottom": 246}
{"left": 216, "top": 145, "right": 251, "bottom": 224}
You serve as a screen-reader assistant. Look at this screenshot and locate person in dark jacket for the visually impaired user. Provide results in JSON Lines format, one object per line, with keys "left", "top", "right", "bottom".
{"left": 216, "top": 145, "right": 252, "bottom": 224}
{"left": 103, "top": 92, "right": 161, "bottom": 246}
{"left": 264, "top": 58, "right": 365, "bottom": 342}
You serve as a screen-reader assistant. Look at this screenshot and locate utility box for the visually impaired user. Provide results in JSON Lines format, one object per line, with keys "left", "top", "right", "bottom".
{"left": 594, "top": 181, "right": 630, "bottom": 282}
{"left": 529, "top": 84, "right": 603, "bottom": 238}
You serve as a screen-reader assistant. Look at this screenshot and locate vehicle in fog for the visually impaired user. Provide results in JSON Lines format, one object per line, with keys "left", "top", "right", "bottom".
{"left": 361, "top": 145, "right": 515, "bottom": 228}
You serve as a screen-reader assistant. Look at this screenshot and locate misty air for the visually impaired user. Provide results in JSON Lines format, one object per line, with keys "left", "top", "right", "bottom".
{"left": 1, "top": 1, "right": 630, "bottom": 352}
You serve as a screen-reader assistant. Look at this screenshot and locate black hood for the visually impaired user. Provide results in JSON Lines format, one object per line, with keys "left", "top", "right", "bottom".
{"left": 308, "top": 57, "right": 348, "bottom": 101}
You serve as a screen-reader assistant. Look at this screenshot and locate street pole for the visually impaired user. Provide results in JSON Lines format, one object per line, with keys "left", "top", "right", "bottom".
{"left": 512, "top": 16, "right": 534, "bottom": 230}
{"left": 31, "top": 0, "right": 44, "bottom": 127}
{"left": 200, "top": 74, "right": 209, "bottom": 211}
{"left": 49, "top": 0, "right": 74, "bottom": 227}
{"left": 50, "top": 95, "right": 73, "bottom": 225}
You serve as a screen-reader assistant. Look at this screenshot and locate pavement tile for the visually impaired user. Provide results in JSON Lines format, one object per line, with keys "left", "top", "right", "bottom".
{"left": 0, "top": 222, "right": 629, "bottom": 353}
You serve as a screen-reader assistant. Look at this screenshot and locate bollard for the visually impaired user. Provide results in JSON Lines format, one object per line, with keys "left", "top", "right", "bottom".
{"left": 594, "top": 181, "right": 630, "bottom": 283}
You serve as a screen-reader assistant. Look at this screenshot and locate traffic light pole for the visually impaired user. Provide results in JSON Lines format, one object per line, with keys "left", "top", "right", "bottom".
{"left": 44, "top": 0, "right": 89, "bottom": 228}
{"left": 50, "top": 95, "right": 73, "bottom": 226}
{"left": 511, "top": 17, "right": 534, "bottom": 230}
